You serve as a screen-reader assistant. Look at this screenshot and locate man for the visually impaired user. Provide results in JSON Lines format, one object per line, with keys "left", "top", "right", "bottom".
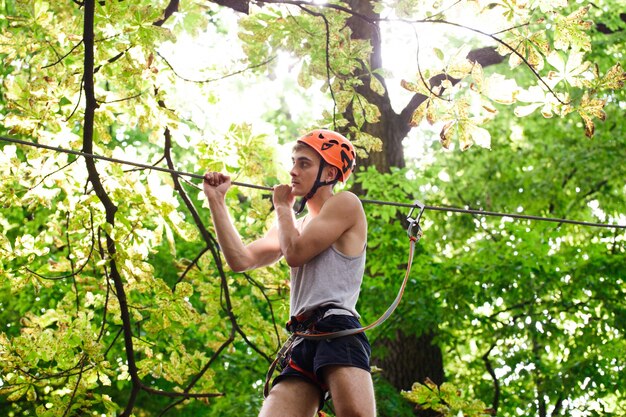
{"left": 203, "top": 129, "right": 375, "bottom": 417}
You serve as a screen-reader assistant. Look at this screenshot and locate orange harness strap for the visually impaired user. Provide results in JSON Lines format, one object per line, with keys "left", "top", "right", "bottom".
{"left": 288, "top": 358, "right": 329, "bottom": 391}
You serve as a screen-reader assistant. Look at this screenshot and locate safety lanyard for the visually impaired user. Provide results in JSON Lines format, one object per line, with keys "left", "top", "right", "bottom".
{"left": 294, "top": 200, "right": 425, "bottom": 340}
{"left": 263, "top": 201, "right": 425, "bottom": 397}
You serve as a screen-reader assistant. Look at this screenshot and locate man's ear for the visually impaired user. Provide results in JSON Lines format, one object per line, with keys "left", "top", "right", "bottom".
{"left": 325, "top": 165, "right": 339, "bottom": 182}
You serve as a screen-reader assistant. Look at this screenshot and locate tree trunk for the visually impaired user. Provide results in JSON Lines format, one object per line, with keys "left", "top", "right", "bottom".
{"left": 374, "top": 329, "right": 445, "bottom": 390}
{"left": 341, "top": 1, "right": 508, "bottom": 412}
{"left": 344, "top": 0, "right": 406, "bottom": 173}
{"left": 343, "top": 4, "right": 445, "bottom": 413}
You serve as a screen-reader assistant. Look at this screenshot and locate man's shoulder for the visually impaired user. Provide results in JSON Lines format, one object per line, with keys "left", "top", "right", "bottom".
{"left": 328, "top": 191, "right": 362, "bottom": 206}
{"left": 324, "top": 192, "right": 365, "bottom": 217}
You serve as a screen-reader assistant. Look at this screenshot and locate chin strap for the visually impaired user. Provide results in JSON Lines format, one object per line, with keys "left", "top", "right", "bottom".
{"left": 293, "top": 160, "right": 337, "bottom": 215}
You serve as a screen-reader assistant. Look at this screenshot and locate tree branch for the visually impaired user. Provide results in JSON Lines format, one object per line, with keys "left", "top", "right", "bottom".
{"left": 296, "top": 4, "right": 338, "bottom": 128}
{"left": 62, "top": 356, "right": 87, "bottom": 417}
{"left": 66, "top": 75, "right": 84, "bottom": 122}
{"left": 139, "top": 383, "right": 223, "bottom": 399}
{"left": 67, "top": 212, "right": 80, "bottom": 315}
{"left": 595, "top": 13, "right": 626, "bottom": 34}
{"left": 398, "top": 46, "right": 505, "bottom": 135}
{"left": 96, "top": 89, "right": 148, "bottom": 104}
{"left": 157, "top": 51, "right": 276, "bottom": 84}
{"left": 423, "top": 19, "right": 568, "bottom": 104}
{"left": 81, "top": 3, "right": 141, "bottom": 416}
{"left": 243, "top": 272, "right": 283, "bottom": 348}
{"left": 161, "top": 124, "right": 241, "bottom": 395}
{"left": 153, "top": 0, "right": 180, "bottom": 27}
{"left": 93, "top": 46, "right": 132, "bottom": 74}
{"left": 209, "top": 0, "right": 250, "bottom": 14}
{"left": 482, "top": 344, "right": 500, "bottom": 413}
{"left": 42, "top": 40, "right": 84, "bottom": 69}
{"left": 257, "top": 0, "right": 376, "bottom": 24}
{"left": 23, "top": 209, "right": 96, "bottom": 282}
{"left": 176, "top": 246, "right": 211, "bottom": 285}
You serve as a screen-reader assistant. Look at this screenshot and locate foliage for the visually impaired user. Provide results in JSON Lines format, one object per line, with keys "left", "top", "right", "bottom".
{"left": 373, "top": 370, "right": 417, "bottom": 417}
{"left": 355, "top": 80, "right": 625, "bottom": 414}
{"left": 0, "top": 1, "right": 286, "bottom": 415}
{"left": 423, "top": 110, "right": 626, "bottom": 417}
{"left": 0, "top": 0, "right": 624, "bottom": 416}
{"left": 237, "top": 0, "right": 624, "bottom": 151}
{"left": 402, "top": 378, "right": 493, "bottom": 417}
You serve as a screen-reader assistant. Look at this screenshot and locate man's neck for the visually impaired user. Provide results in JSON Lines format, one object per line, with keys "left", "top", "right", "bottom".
{"left": 305, "top": 188, "right": 334, "bottom": 216}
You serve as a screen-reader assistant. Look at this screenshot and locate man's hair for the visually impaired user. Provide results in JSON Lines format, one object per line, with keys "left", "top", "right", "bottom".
{"left": 292, "top": 141, "right": 315, "bottom": 154}
{"left": 292, "top": 141, "right": 340, "bottom": 183}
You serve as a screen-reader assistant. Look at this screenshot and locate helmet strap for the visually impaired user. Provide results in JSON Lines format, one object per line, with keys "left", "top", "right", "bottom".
{"left": 293, "top": 160, "right": 338, "bottom": 215}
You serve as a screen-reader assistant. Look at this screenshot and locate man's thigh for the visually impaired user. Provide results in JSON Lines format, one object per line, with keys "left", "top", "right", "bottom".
{"left": 259, "top": 377, "right": 321, "bottom": 417}
{"left": 323, "top": 365, "right": 376, "bottom": 417}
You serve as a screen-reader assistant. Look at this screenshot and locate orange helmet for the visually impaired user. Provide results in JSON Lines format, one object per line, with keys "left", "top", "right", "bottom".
{"left": 297, "top": 129, "right": 356, "bottom": 182}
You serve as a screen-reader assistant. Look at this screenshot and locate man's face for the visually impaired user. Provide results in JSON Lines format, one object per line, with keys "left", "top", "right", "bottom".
{"left": 289, "top": 146, "right": 322, "bottom": 197}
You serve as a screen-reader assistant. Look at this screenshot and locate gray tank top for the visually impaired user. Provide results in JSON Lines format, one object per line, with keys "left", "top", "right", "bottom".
{"left": 289, "top": 244, "right": 366, "bottom": 318}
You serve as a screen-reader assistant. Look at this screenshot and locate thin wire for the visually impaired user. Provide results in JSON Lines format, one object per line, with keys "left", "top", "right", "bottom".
{"left": 1, "top": 135, "right": 624, "bottom": 229}
{"left": 361, "top": 199, "right": 624, "bottom": 229}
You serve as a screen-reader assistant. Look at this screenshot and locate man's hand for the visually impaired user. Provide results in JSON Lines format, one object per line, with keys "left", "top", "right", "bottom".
{"left": 272, "top": 184, "right": 295, "bottom": 209}
{"left": 203, "top": 172, "right": 231, "bottom": 202}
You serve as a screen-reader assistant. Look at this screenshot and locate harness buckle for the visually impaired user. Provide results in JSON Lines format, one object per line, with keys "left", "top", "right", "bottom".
{"left": 406, "top": 200, "right": 425, "bottom": 242}
{"left": 286, "top": 308, "right": 328, "bottom": 333}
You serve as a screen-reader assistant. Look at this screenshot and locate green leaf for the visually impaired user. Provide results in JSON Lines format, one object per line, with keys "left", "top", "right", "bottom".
{"left": 598, "top": 63, "right": 626, "bottom": 90}
{"left": 175, "top": 281, "right": 194, "bottom": 299}
{"left": 369, "top": 75, "right": 386, "bottom": 96}
{"left": 577, "top": 92, "right": 606, "bottom": 138}
{"left": 298, "top": 61, "right": 313, "bottom": 89}
{"left": 553, "top": 6, "right": 593, "bottom": 51}
{"left": 433, "top": 47, "right": 445, "bottom": 61}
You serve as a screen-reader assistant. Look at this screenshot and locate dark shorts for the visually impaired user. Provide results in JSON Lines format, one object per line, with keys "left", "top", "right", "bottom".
{"left": 273, "top": 314, "right": 371, "bottom": 398}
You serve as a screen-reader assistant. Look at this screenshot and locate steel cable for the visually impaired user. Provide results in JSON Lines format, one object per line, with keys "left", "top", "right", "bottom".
{"left": 1, "top": 135, "right": 624, "bottom": 229}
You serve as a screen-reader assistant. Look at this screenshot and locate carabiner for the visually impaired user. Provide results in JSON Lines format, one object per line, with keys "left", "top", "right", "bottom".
{"left": 406, "top": 200, "right": 425, "bottom": 241}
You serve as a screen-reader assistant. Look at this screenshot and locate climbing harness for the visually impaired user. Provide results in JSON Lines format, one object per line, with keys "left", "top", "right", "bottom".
{"left": 297, "top": 200, "right": 424, "bottom": 340}
{"left": 263, "top": 201, "right": 426, "bottom": 398}
{"left": 262, "top": 307, "right": 330, "bottom": 397}
{"left": 263, "top": 333, "right": 297, "bottom": 397}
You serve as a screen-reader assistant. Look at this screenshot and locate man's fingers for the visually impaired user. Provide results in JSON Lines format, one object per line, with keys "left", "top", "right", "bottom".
{"left": 203, "top": 172, "right": 226, "bottom": 186}
{"left": 203, "top": 172, "right": 215, "bottom": 185}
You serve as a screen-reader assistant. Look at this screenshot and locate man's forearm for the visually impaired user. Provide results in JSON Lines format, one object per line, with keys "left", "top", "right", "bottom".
{"left": 208, "top": 198, "right": 251, "bottom": 271}
{"left": 275, "top": 204, "right": 300, "bottom": 265}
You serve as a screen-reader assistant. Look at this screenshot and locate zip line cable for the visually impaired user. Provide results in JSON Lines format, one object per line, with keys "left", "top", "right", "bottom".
{"left": 1, "top": 135, "right": 624, "bottom": 230}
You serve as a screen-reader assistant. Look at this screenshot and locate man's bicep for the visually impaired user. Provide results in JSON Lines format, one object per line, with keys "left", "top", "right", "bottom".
{"left": 302, "top": 212, "right": 348, "bottom": 247}
{"left": 294, "top": 197, "right": 356, "bottom": 259}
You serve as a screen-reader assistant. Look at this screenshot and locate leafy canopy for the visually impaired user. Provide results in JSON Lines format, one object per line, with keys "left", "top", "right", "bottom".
{"left": 0, "top": 1, "right": 624, "bottom": 416}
